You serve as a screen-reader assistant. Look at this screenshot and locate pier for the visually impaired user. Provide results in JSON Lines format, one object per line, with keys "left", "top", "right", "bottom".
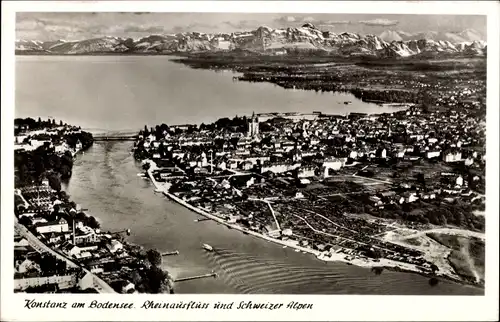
{"left": 174, "top": 271, "right": 218, "bottom": 282}
{"left": 162, "top": 250, "right": 180, "bottom": 256}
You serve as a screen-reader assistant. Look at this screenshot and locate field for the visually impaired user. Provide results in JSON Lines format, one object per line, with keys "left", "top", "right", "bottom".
{"left": 427, "top": 233, "right": 485, "bottom": 283}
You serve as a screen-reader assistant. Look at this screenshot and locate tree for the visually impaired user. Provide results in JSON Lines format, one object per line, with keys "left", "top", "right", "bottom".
{"left": 86, "top": 216, "right": 100, "bottom": 229}
{"left": 146, "top": 266, "right": 168, "bottom": 293}
{"left": 19, "top": 216, "right": 32, "bottom": 226}
{"left": 130, "top": 271, "right": 143, "bottom": 286}
{"left": 230, "top": 137, "right": 239, "bottom": 149}
{"left": 146, "top": 249, "right": 162, "bottom": 267}
{"left": 416, "top": 172, "right": 426, "bottom": 187}
{"left": 47, "top": 173, "right": 62, "bottom": 192}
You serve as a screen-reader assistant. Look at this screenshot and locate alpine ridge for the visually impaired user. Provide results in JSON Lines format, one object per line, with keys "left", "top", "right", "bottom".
{"left": 16, "top": 24, "right": 487, "bottom": 58}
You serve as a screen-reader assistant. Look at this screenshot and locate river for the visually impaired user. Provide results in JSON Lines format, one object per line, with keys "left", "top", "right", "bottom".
{"left": 17, "top": 55, "right": 482, "bottom": 294}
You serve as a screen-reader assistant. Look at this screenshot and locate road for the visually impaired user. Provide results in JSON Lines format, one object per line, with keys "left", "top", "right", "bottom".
{"left": 249, "top": 198, "right": 281, "bottom": 231}
{"left": 14, "top": 218, "right": 116, "bottom": 293}
{"left": 352, "top": 173, "right": 392, "bottom": 185}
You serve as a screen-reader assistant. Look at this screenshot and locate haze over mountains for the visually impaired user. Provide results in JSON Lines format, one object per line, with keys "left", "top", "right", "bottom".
{"left": 16, "top": 23, "right": 486, "bottom": 58}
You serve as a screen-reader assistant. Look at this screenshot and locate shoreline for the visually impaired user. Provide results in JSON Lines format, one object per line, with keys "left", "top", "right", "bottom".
{"left": 144, "top": 160, "right": 482, "bottom": 290}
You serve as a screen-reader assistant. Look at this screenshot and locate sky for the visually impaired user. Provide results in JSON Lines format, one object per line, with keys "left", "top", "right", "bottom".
{"left": 16, "top": 12, "right": 487, "bottom": 41}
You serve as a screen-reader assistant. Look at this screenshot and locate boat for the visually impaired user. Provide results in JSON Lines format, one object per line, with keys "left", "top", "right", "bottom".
{"left": 202, "top": 243, "right": 214, "bottom": 252}
{"left": 344, "top": 101, "right": 352, "bottom": 105}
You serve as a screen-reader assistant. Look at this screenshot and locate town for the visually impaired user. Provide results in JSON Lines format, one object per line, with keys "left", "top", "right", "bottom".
{"left": 13, "top": 118, "right": 173, "bottom": 294}
{"left": 133, "top": 85, "right": 486, "bottom": 286}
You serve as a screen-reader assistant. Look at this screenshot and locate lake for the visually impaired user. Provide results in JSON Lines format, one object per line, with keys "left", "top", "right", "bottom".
{"left": 17, "top": 55, "right": 400, "bottom": 132}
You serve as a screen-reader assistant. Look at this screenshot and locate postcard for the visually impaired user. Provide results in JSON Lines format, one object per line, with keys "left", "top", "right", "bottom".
{"left": 1, "top": 1, "right": 499, "bottom": 321}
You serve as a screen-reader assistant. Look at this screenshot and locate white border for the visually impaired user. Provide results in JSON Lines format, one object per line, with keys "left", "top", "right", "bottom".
{"left": 2, "top": 2, "right": 499, "bottom": 321}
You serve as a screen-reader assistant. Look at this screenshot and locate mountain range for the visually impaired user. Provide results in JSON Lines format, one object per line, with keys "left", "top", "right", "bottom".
{"left": 15, "top": 23, "right": 487, "bottom": 58}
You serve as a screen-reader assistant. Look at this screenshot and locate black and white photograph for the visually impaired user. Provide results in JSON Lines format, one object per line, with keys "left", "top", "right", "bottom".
{"left": 2, "top": 1, "right": 499, "bottom": 321}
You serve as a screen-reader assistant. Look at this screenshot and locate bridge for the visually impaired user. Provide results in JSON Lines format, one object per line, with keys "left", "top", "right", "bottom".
{"left": 93, "top": 135, "right": 137, "bottom": 141}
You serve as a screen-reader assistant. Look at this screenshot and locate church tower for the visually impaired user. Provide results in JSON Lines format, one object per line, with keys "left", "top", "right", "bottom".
{"left": 248, "top": 112, "right": 260, "bottom": 138}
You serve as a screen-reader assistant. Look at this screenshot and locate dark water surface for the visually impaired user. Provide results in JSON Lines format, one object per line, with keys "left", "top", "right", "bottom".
{"left": 64, "top": 142, "right": 483, "bottom": 295}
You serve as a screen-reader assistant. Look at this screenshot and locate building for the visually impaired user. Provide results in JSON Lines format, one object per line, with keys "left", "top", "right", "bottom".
{"left": 376, "top": 148, "right": 387, "bottom": 159}
{"left": 35, "top": 218, "right": 69, "bottom": 234}
{"left": 426, "top": 150, "right": 441, "bottom": 159}
{"left": 75, "top": 140, "right": 83, "bottom": 151}
{"left": 61, "top": 241, "right": 82, "bottom": 257}
{"left": 77, "top": 271, "right": 94, "bottom": 291}
{"left": 14, "top": 274, "right": 76, "bottom": 292}
{"left": 74, "top": 224, "right": 98, "bottom": 245}
{"left": 106, "top": 240, "right": 124, "bottom": 253}
{"left": 55, "top": 143, "right": 70, "bottom": 154}
{"left": 247, "top": 112, "right": 260, "bottom": 138}
{"left": 298, "top": 166, "right": 316, "bottom": 178}
{"left": 14, "top": 236, "right": 30, "bottom": 248}
{"left": 261, "top": 163, "right": 300, "bottom": 174}
{"left": 45, "top": 232, "right": 65, "bottom": 244}
{"left": 443, "top": 151, "right": 462, "bottom": 162}
{"left": 322, "top": 158, "right": 343, "bottom": 171}
{"left": 15, "top": 258, "right": 40, "bottom": 274}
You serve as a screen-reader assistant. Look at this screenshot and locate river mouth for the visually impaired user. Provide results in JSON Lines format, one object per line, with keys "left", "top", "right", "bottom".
{"left": 63, "top": 141, "right": 483, "bottom": 295}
